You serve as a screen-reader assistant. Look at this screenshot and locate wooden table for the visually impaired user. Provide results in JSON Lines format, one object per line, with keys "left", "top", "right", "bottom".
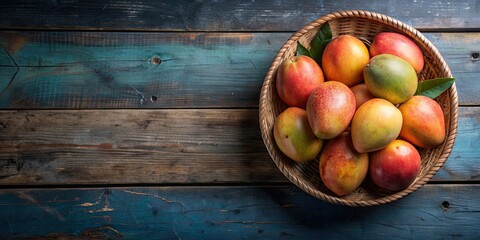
{"left": 0, "top": 1, "right": 479, "bottom": 239}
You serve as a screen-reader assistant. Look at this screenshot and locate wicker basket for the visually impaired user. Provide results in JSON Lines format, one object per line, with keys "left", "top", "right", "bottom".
{"left": 259, "top": 10, "right": 458, "bottom": 207}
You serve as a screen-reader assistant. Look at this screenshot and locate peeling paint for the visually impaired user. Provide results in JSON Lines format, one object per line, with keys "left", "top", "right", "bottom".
{"left": 81, "top": 190, "right": 114, "bottom": 214}
{"left": 87, "top": 207, "right": 114, "bottom": 213}
{"left": 78, "top": 202, "right": 99, "bottom": 207}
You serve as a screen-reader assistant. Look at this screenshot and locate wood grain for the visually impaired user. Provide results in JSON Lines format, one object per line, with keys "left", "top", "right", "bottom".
{"left": 0, "top": 32, "right": 478, "bottom": 109}
{"left": 0, "top": 1, "right": 477, "bottom": 238}
{"left": 1, "top": 0, "right": 479, "bottom": 31}
{"left": 1, "top": 185, "right": 479, "bottom": 239}
{"left": 0, "top": 108, "right": 478, "bottom": 185}
{"left": 0, "top": 109, "right": 279, "bottom": 185}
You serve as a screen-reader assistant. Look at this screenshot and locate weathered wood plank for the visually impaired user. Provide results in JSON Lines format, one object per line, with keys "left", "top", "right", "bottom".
{"left": 433, "top": 106, "right": 480, "bottom": 181}
{"left": 0, "top": 32, "right": 478, "bottom": 109}
{"left": 0, "top": 31, "right": 277, "bottom": 109}
{"left": 1, "top": 0, "right": 479, "bottom": 31}
{"left": 0, "top": 107, "right": 478, "bottom": 185}
{"left": 0, "top": 185, "right": 479, "bottom": 239}
{"left": 0, "top": 109, "right": 278, "bottom": 184}
{"left": 434, "top": 107, "right": 480, "bottom": 181}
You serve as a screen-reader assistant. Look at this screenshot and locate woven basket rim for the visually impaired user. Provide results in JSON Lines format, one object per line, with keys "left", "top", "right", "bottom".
{"left": 259, "top": 10, "right": 459, "bottom": 207}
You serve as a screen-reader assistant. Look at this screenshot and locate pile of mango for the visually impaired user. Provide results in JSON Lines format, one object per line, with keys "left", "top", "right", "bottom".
{"left": 274, "top": 32, "right": 445, "bottom": 196}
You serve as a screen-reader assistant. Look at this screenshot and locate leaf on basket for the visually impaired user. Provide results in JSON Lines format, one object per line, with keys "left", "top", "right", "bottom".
{"left": 415, "top": 77, "right": 455, "bottom": 99}
{"left": 297, "top": 42, "right": 313, "bottom": 59}
{"left": 296, "top": 22, "right": 332, "bottom": 67}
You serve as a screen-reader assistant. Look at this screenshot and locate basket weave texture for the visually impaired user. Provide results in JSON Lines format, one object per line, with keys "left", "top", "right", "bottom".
{"left": 259, "top": 10, "right": 458, "bottom": 207}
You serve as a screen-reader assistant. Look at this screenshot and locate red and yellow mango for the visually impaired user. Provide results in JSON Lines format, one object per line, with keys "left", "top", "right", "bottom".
{"left": 351, "top": 98, "right": 403, "bottom": 153}
{"left": 322, "top": 35, "right": 370, "bottom": 87}
{"left": 398, "top": 95, "right": 446, "bottom": 148}
{"left": 370, "top": 32, "right": 425, "bottom": 74}
{"left": 306, "top": 81, "right": 356, "bottom": 139}
{"left": 319, "top": 132, "right": 369, "bottom": 196}
{"left": 273, "top": 107, "right": 324, "bottom": 162}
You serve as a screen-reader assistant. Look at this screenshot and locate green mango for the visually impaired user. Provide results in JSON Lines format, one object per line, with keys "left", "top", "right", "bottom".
{"left": 363, "top": 54, "right": 418, "bottom": 104}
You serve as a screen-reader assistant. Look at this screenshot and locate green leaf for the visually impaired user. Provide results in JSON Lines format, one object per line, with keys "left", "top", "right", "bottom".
{"left": 415, "top": 77, "right": 455, "bottom": 99}
{"left": 309, "top": 23, "right": 332, "bottom": 66}
{"left": 296, "top": 42, "right": 313, "bottom": 58}
{"left": 295, "top": 22, "right": 332, "bottom": 67}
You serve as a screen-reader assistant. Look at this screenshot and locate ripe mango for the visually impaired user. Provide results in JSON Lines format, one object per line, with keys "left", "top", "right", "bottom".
{"left": 273, "top": 107, "right": 324, "bottom": 162}
{"left": 276, "top": 55, "right": 324, "bottom": 108}
{"left": 369, "top": 139, "right": 421, "bottom": 191}
{"left": 363, "top": 54, "right": 418, "bottom": 104}
{"left": 398, "top": 95, "right": 446, "bottom": 148}
{"left": 306, "top": 81, "right": 356, "bottom": 139}
{"left": 351, "top": 98, "right": 403, "bottom": 153}
{"left": 370, "top": 32, "right": 425, "bottom": 74}
{"left": 319, "top": 132, "right": 369, "bottom": 196}
{"left": 322, "top": 35, "right": 370, "bottom": 87}
{"left": 350, "top": 83, "right": 375, "bottom": 110}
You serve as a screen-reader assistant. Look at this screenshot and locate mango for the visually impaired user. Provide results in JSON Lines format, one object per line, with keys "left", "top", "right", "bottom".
{"left": 370, "top": 139, "right": 421, "bottom": 192}
{"left": 273, "top": 107, "right": 324, "bottom": 162}
{"left": 276, "top": 55, "right": 324, "bottom": 108}
{"left": 364, "top": 54, "right": 418, "bottom": 104}
{"left": 322, "top": 35, "right": 370, "bottom": 87}
{"left": 398, "top": 95, "right": 446, "bottom": 148}
{"left": 306, "top": 81, "right": 356, "bottom": 139}
{"left": 350, "top": 83, "right": 375, "bottom": 110}
{"left": 351, "top": 98, "right": 403, "bottom": 153}
{"left": 370, "top": 32, "right": 425, "bottom": 74}
{"left": 319, "top": 132, "right": 369, "bottom": 196}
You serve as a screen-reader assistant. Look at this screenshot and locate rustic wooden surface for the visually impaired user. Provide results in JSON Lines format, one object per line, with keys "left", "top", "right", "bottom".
{"left": 0, "top": 1, "right": 479, "bottom": 239}
{"left": 1, "top": 185, "right": 479, "bottom": 239}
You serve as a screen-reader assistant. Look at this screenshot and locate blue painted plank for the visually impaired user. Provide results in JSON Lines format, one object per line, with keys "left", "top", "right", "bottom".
{"left": 0, "top": 0, "right": 479, "bottom": 31}
{"left": 0, "top": 185, "right": 478, "bottom": 239}
{"left": 0, "top": 32, "right": 277, "bottom": 108}
{"left": 433, "top": 107, "right": 480, "bottom": 181}
{"left": 0, "top": 32, "right": 478, "bottom": 109}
